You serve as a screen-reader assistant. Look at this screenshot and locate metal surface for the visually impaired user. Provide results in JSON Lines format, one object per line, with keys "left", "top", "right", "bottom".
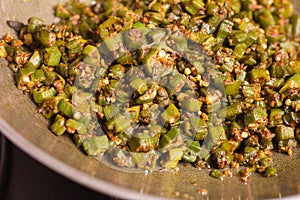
{"left": 0, "top": 134, "right": 10, "bottom": 199}
{"left": 0, "top": 1, "right": 300, "bottom": 199}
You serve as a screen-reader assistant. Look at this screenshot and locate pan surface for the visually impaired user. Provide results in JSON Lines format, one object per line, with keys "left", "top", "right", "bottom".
{"left": 0, "top": 1, "right": 300, "bottom": 199}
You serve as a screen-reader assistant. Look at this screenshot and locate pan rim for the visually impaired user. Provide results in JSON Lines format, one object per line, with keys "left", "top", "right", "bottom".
{"left": 2, "top": 116, "right": 300, "bottom": 200}
{"left": 0, "top": 117, "right": 171, "bottom": 200}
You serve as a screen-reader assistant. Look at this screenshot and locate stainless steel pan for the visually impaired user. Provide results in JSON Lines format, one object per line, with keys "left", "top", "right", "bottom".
{"left": 0, "top": 1, "right": 300, "bottom": 199}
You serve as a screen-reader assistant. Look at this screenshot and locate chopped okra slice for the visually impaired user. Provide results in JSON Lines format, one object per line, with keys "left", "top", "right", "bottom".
{"left": 217, "top": 102, "right": 243, "bottom": 119}
{"left": 109, "top": 64, "right": 125, "bottom": 79}
{"left": 26, "top": 50, "right": 42, "bottom": 69}
{"left": 275, "top": 125, "right": 294, "bottom": 141}
{"left": 43, "top": 47, "right": 62, "bottom": 67}
{"left": 50, "top": 114, "right": 66, "bottom": 136}
{"left": 136, "top": 84, "right": 158, "bottom": 104}
{"left": 0, "top": 42, "right": 7, "bottom": 58}
{"left": 159, "top": 127, "right": 180, "bottom": 149}
{"left": 113, "top": 114, "right": 131, "bottom": 133}
{"left": 278, "top": 139, "right": 297, "bottom": 154}
{"left": 244, "top": 107, "right": 267, "bottom": 127}
{"left": 57, "top": 99, "right": 74, "bottom": 118}
{"left": 216, "top": 20, "right": 234, "bottom": 43}
{"left": 112, "top": 147, "right": 135, "bottom": 168}
{"left": 167, "top": 74, "right": 185, "bottom": 95}
{"left": 265, "top": 166, "right": 277, "bottom": 177}
{"left": 82, "top": 45, "right": 101, "bottom": 66}
{"left": 123, "top": 29, "right": 145, "bottom": 50}
{"left": 82, "top": 135, "right": 109, "bottom": 156}
{"left": 211, "top": 148, "right": 232, "bottom": 169}
{"left": 103, "top": 104, "right": 119, "bottom": 120}
{"left": 249, "top": 68, "right": 270, "bottom": 83}
{"left": 181, "top": 96, "right": 202, "bottom": 112}
{"left": 30, "top": 69, "right": 46, "bottom": 82}
{"left": 266, "top": 25, "right": 285, "bottom": 43}
{"left": 66, "top": 119, "right": 87, "bottom": 134}
{"left": 269, "top": 109, "right": 284, "bottom": 127}
{"left": 225, "top": 81, "right": 241, "bottom": 96}
{"left": 124, "top": 106, "right": 140, "bottom": 121}
{"left": 104, "top": 34, "right": 123, "bottom": 52}
{"left": 161, "top": 104, "right": 181, "bottom": 124}
{"left": 220, "top": 141, "right": 239, "bottom": 154}
{"left": 183, "top": 140, "right": 201, "bottom": 163}
{"left": 129, "top": 128, "right": 160, "bottom": 151}
{"left": 33, "top": 86, "right": 57, "bottom": 104}
{"left": 233, "top": 43, "right": 247, "bottom": 60}
{"left": 55, "top": 4, "right": 71, "bottom": 19}
{"left": 170, "top": 35, "right": 188, "bottom": 52}
{"left": 27, "top": 17, "right": 44, "bottom": 33}
{"left": 38, "top": 30, "right": 56, "bottom": 47}
{"left": 130, "top": 151, "right": 158, "bottom": 171}
{"left": 160, "top": 148, "right": 184, "bottom": 169}
{"left": 210, "top": 169, "right": 223, "bottom": 179}
{"left": 279, "top": 73, "right": 300, "bottom": 94}
{"left": 183, "top": 0, "right": 205, "bottom": 16}
{"left": 98, "top": 16, "right": 122, "bottom": 40}
{"left": 130, "top": 78, "right": 148, "bottom": 95}
{"left": 190, "top": 116, "right": 208, "bottom": 141}
{"left": 16, "top": 65, "right": 35, "bottom": 89}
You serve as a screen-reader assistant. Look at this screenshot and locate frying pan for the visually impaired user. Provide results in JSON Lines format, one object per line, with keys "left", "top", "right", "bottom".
{"left": 0, "top": 1, "right": 300, "bottom": 199}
